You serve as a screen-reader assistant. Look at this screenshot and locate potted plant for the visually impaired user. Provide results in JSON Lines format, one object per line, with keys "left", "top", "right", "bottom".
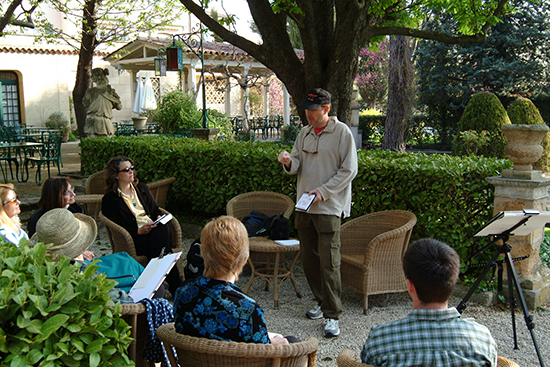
{"left": 0, "top": 241, "right": 135, "bottom": 366}
{"left": 45, "top": 112, "right": 71, "bottom": 142}
{"left": 502, "top": 97, "right": 549, "bottom": 171}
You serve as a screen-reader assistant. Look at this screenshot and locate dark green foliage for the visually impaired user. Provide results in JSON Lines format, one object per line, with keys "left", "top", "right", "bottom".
{"left": 81, "top": 136, "right": 511, "bottom": 264}
{"left": 154, "top": 90, "right": 201, "bottom": 133}
{"left": 416, "top": 0, "right": 550, "bottom": 143}
{"left": 507, "top": 97, "right": 545, "bottom": 125}
{"left": 0, "top": 241, "right": 134, "bottom": 366}
{"left": 454, "top": 92, "right": 510, "bottom": 158}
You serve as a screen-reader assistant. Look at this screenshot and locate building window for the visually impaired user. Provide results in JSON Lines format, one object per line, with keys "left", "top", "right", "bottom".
{"left": 0, "top": 71, "right": 22, "bottom": 126}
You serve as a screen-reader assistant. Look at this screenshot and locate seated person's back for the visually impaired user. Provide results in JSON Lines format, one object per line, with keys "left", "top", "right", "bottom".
{"left": 173, "top": 216, "right": 286, "bottom": 344}
{"left": 361, "top": 238, "right": 497, "bottom": 367}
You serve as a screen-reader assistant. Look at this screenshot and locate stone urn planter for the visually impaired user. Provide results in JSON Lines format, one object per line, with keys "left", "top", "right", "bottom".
{"left": 191, "top": 128, "right": 220, "bottom": 141}
{"left": 132, "top": 116, "right": 148, "bottom": 131}
{"left": 502, "top": 124, "right": 549, "bottom": 171}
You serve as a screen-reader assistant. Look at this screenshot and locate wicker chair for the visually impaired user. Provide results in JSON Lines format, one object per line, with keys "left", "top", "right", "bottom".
{"left": 147, "top": 176, "right": 176, "bottom": 208}
{"left": 99, "top": 208, "right": 183, "bottom": 279}
{"left": 340, "top": 210, "right": 417, "bottom": 314}
{"left": 337, "top": 349, "right": 519, "bottom": 367}
{"left": 156, "top": 322, "right": 319, "bottom": 367}
{"left": 226, "top": 191, "right": 295, "bottom": 220}
{"left": 85, "top": 170, "right": 105, "bottom": 194}
{"left": 120, "top": 303, "right": 155, "bottom": 367}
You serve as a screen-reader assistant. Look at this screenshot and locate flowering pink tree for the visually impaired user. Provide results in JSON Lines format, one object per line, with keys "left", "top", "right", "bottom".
{"left": 269, "top": 76, "right": 284, "bottom": 116}
{"left": 355, "top": 41, "right": 388, "bottom": 109}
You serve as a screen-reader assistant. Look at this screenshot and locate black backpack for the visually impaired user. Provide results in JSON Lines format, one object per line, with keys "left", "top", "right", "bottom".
{"left": 242, "top": 211, "right": 273, "bottom": 237}
{"left": 184, "top": 237, "right": 204, "bottom": 280}
{"left": 242, "top": 211, "right": 290, "bottom": 240}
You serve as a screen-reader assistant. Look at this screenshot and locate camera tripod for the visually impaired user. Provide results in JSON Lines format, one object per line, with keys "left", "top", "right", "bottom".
{"left": 457, "top": 213, "right": 546, "bottom": 367}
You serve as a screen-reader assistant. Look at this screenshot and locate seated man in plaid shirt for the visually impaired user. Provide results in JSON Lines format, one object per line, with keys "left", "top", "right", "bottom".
{"left": 361, "top": 238, "right": 497, "bottom": 366}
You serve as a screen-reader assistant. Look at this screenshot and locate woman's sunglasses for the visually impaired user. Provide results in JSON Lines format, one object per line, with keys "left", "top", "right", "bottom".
{"left": 3, "top": 196, "right": 19, "bottom": 206}
{"left": 118, "top": 166, "right": 135, "bottom": 173}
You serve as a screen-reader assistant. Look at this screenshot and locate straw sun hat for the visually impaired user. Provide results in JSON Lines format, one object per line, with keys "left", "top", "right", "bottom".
{"left": 31, "top": 208, "right": 97, "bottom": 259}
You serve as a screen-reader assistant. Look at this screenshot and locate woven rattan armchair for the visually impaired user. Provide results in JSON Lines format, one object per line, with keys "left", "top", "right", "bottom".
{"left": 337, "top": 349, "right": 519, "bottom": 367}
{"left": 147, "top": 177, "right": 176, "bottom": 208}
{"left": 341, "top": 210, "right": 417, "bottom": 314}
{"left": 85, "top": 170, "right": 105, "bottom": 194}
{"left": 120, "top": 303, "right": 155, "bottom": 367}
{"left": 226, "top": 191, "right": 295, "bottom": 220}
{"left": 156, "top": 323, "right": 319, "bottom": 367}
{"left": 99, "top": 208, "right": 183, "bottom": 278}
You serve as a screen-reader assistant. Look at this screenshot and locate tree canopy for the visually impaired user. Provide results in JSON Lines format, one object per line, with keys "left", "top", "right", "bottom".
{"left": 416, "top": 0, "right": 550, "bottom": 143}
{"left": 180, "top": 0, "right": 511, "bottom": 125}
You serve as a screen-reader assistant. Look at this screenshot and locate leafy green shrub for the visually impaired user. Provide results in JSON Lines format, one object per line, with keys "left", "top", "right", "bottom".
{"left": 280, "top": 123, "right": 301, "bottom": 144}
{"left": 154, "top": 90, "right": 201, "bottom": 133}
{"left": 507, "top": 97, "right": 550, "bottom": 172}
{"left": 0, "top": 241, "right": 134, "bottom": 366}
{"left": 459, "top": 130, "right": 491, "bottom": 155}
{"left": 45, "top": 112, "right": 70, "bottom": 133}
{"left": 454, "top": 92, "right": 511, "bottom": 158}
{"left": 358, "top": 115, "right": 385, "bottom": 145}
{"left": 80, "top": 136, "right": 511, "bottom": 262}
{"left": 206, "top": 108, "right": 234, "bottom": 140}
{"left": 507, "top": 97, "right": 545, "bottom": 125}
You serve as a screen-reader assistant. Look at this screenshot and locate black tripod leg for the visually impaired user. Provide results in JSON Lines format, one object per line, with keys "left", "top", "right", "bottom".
{"left": 457, "top": 248, "right": 502, "bottom": 313}
{"left": 506, "top": 262, "right": 518, "bottom": 349}
{"left": 505, "top": 251, "right": 546, "bottom": 367}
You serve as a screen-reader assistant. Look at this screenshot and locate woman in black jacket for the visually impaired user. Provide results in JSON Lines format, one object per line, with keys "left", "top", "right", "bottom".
{"left": 101, "top": 156, "right": 181, "bottom": 295}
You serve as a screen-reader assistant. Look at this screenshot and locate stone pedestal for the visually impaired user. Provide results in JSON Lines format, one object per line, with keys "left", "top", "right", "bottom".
{"left": 487, "top": 175, "right": 550, "bottom": 309}
{"left": 191, "top": 128, "right": 220, "bottom": 141}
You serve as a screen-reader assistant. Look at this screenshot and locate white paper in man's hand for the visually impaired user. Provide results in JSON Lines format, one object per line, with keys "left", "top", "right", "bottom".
{"left": 295, "top": 193, "right": 316, "bottom": 212}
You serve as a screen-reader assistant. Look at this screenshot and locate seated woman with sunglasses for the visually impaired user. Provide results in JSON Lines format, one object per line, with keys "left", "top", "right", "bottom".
{"left": 101, "top": 156, "right": 181, "bottom": 295}
{"left": 0, "top": 184, "right": 29, "bottom": 246}
{"left": 27, "top": 177, "right": 85, "bottom": 238}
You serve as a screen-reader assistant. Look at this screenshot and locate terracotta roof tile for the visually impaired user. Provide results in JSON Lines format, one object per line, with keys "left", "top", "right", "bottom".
{"left": 0, "top": 46, "right": 108, "bottom": 57}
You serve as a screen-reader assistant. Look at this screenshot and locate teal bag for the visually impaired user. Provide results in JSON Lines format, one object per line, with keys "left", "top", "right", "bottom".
{"left": 84, "top": 252, "right": 144, "bottom": 292}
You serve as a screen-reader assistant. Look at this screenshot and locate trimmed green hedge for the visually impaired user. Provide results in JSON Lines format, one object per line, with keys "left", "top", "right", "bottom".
{"left": 81, "top": 136, "right": 511, "bottom": 262}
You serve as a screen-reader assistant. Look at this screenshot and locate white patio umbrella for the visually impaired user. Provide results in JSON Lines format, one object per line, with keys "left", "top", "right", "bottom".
{"left": 142, "top": 72, "right": 157, "bottom": 111}
{"left": 132, "top": 76, "right": 144, "bottom": 115}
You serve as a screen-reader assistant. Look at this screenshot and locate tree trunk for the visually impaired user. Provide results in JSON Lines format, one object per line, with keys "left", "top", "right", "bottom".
{"left": 383, "top": 36, "right": 414, "bottom": 152}
{"left": 73, "top": 0, "right": 99, "bottom": 139}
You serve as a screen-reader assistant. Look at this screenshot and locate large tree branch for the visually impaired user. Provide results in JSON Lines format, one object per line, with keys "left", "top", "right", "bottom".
{"left": 0, "top": 0, "right": 23, "bottom": 34}
{"left": 372, "top": 26, "right": 487, "bottom": 44}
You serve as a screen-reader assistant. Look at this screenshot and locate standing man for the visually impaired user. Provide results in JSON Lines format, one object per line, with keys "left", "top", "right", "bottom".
{"left": 361, "top": 238, "right": 497, "bottom": 366}
{"left": 278, "top": 88, "right": 358, "bottom": 337}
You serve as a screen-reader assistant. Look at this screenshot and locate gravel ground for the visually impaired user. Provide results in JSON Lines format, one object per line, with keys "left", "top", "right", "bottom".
{"left": 89, "top": 224, "right": 550, "bottom": 367}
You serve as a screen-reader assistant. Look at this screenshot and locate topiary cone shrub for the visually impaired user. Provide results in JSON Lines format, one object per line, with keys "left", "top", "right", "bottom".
{"left": 507, "top": 97, "right": 550, "bottom": 172}
{"left": 0, "top": 241, "right": 134, "bottom": 367}
{"left": 454, "top": 91, "right": 510, "bottom": 158}
{"left": 154, "top": 90, "right": 201, "bottom": 134}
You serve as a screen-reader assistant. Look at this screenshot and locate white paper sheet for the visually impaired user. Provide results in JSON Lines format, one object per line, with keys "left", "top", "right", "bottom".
{"left": 128, "top": 252, "right": 181, "bottom": 302}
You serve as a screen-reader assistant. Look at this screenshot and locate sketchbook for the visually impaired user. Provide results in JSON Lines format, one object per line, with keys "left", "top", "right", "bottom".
{"left": 475, "top": 210, "right": 550, "bottom": 237}
{"left": 295, "top": 193, "right": 316, "bottom": 212}
{"left": 128, "top": 252, "right": 181, "bottom": 302}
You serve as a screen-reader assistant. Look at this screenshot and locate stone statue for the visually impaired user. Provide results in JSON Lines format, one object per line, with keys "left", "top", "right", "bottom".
{"left": 83, "top": 68, "right": 122, "bottom": 138}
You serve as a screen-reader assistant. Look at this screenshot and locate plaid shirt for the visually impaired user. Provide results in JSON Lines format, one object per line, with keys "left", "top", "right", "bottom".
{"left": 361, "top": 307, "right": 497, "bottom": 367}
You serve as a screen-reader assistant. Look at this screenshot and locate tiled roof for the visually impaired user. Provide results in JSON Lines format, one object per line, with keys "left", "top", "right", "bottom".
{"left": 0, "top": 46, "right": 108, "bottom": 57}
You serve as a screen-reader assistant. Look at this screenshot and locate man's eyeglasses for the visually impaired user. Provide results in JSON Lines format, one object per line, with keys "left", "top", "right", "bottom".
{"left": 119, "top": 166, "right": 135, "bottom": 173}
{"left": 3, "top": 196, "right": 19, "bottom": 206}
{"left": 64, "top": 189, "right": 75, "bottom": 197}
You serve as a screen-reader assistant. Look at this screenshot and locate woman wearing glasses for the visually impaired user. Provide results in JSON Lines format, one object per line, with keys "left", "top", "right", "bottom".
{"left": 27, "top": 177, "right": 85, "bottom": 238}
{"left": 101, "top": 156, "right": 181, "bottom": 295}
{"left": 0, "top": 183, "right": 29, "bottom": 246}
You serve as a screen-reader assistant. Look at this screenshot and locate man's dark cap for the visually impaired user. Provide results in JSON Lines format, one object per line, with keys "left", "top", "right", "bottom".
{"left": 298, "top": 88, "right": 332, "bottom": 110}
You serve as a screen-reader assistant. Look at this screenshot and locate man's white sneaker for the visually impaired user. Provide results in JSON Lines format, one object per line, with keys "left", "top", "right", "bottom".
{"left": 306, "top": 305, "right": 322, "bottom": 319}
{"left": 324, "top": 318, "right": 340, "bottom": 337}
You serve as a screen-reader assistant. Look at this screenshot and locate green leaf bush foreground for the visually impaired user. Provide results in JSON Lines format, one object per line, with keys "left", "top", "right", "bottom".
{"left": 0, "top": 241, "right": 134, "bottom": 367}
{"left": 81, "top": 136, "right": 511, "bottom": 263}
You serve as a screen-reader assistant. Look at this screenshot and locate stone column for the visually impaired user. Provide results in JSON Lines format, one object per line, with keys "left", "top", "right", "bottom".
{"left": 486, "top": 171, "right": 550, "bottom": 309}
